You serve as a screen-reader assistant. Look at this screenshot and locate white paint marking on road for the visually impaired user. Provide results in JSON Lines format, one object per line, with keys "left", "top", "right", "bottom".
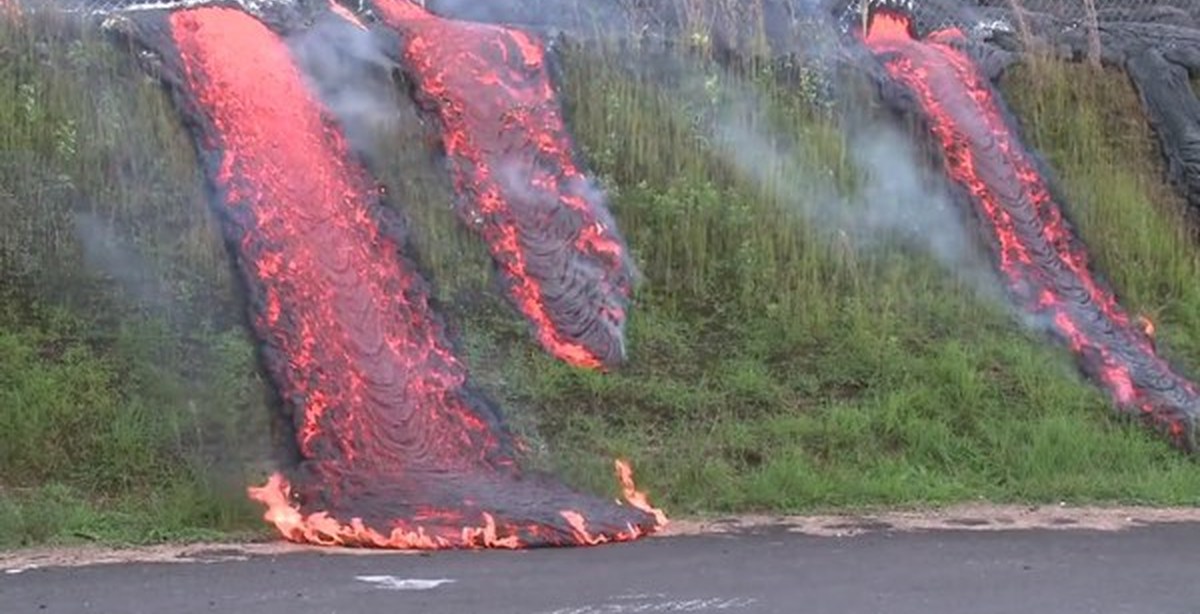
{"left": 4, "top": 565, "right": 37, "bottom": 575}
{"left": 541, "top": 596, "right": 758, "bottom": 614}
{"left": 355, "top": 576, "right": 456, "bottom": 590}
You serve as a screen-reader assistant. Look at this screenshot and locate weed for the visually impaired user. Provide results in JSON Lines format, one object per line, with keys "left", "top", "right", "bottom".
{"left": 3, "top": 12, "right": 1200, "bottom": 550}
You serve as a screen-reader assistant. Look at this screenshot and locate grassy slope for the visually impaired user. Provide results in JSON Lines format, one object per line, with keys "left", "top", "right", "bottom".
{"left": 431, "top": 52, "right": 1200, "bottom": 515}
{"left": 1, "top": 19, "right": 1198, "bottom": 547}
{"left": 0, "top": 15, "right": 271, "bottom": 547}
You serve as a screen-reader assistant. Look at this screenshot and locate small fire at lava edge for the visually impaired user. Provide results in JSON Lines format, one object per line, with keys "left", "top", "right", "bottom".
{"left": 861, "top": 6, "right": 1200, "bottom": 449}
{"left": 113, "top": 4, "right": 665, "bottom": 549}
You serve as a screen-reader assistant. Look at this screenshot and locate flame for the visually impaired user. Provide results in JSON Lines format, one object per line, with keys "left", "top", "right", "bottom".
{"left": 139, "top": 4, "right": 663, "bottom": 550}
{"left": 615, "top": 459, "right": 669, "bottom": 527}
{"left": 247, "top": 457, "right": 667, "bottom": 549}
{"left": 557, "top": 460, "right": 669, "bottom": 544}
{"left": 366, "top": 0, "right": 634, "bottom": 369}
{"left": 1139, "top": 315, "right": 1156, "bottom": 341}
{"left": 248, "top": 474, "right": 529, "bottom": 548}
{"left": 863, "top": 10, "right": 1199, "bottom": 446}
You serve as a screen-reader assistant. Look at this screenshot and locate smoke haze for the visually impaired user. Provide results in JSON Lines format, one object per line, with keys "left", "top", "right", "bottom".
{"left": 700, "top": 66, "right": 999, "bottom": 294}
{"left": 286, "top": 8, "right": 399, "bottom": 156}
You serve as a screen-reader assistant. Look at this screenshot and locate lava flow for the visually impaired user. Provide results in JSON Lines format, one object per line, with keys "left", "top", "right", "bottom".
{"left": 366, "top": 0, "right": 634, "bottom": 370}
{"left": 121, "top": 5, "right": 663, "bottom": 548}
{"left": 863, "top": 9, "right": 1200, "bottom": 449}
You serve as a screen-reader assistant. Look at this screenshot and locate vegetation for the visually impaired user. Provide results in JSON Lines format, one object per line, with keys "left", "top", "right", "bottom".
{"left": 1, "top": 12, "right": 1198, "bottom": 548}
{"left": 0, "top": 14, "right": 270, "bottom": 547}
{"left": 423, "top": 51, "right": 1200, "bottom": 514}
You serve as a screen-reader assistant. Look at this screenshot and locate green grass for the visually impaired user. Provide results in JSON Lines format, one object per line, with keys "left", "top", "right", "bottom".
{"left": 412, "top": 48, "right": 1200, "bottom": 514}
{"left": 0, "top": 13, "right": 271, "bottom": 547}
{"left": 1005, "top": 60, "right": 1200, "bottom": 361}
{"left": 3, "top": 15, "right": 1200, "bottom": 549}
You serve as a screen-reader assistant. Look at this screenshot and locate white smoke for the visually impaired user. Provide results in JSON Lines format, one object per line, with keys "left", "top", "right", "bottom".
{"left": 701, "top": 64, "right": 1000, "bottom": 296}
{"left": 72, "top": 211, "right": 171, "bottom": 311}
{"left": 281, "top": 0, "right": 1000, "bottom": 302}
{"left": 286, "top": 7, "right": 401, "bottom": 156}
{"left": 844, "top": 123, "right": 986, "bottom": 272}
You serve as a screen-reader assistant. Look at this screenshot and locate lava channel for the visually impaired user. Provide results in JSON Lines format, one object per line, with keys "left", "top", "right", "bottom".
{"left": 365, "top": 0, "right": 634, "bottom": 370}
{"left": 863, "top": 9, "right": 1200, "bottom": 449}
{"left": 119, "top": 5, "right": 664, "bottom": 548}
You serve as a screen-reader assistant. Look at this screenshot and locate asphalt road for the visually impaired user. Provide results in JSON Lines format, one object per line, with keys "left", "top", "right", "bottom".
{"left": 3, "top": 525, "right": 1200, "bottom": 614}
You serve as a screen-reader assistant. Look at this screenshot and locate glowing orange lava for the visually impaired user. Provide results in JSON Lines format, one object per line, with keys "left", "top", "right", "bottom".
{"left": 367, "top": 0, "right": 634, "bottom": 369}
{"left": 249, "top": 458, "right": 665, "bottom": 549}
{"left": 864, "top": 9, "right": 1199, "bottom": 447}
{"left": 135, "top": 4, "right": 664, "bottom": 549}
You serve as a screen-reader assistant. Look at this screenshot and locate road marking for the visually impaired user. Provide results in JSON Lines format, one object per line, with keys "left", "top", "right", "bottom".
{"left": 355, "top": 576, "right": 456, "bottom": 590}
{"left": 541, "top": 596, "right": 758, "bottom": 613}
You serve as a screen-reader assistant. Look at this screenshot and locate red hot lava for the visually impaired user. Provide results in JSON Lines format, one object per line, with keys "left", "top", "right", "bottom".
{"left": 124, "top": 5, "right": 663, "bottom": 548}
{"left": 366, "top": 0, "right": 634, "bottom": 370}
{"left": 863, "top": 9, "right": 1200, "bottom": 448}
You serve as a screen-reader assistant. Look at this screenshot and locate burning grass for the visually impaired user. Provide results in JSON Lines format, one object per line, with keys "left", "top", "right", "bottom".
{"left": 2, "top": 11, "right": 1200, "bottom": 547}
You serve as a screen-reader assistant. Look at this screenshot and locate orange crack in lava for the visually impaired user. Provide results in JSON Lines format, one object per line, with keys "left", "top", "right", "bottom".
{"left": 152, "top": 4, "right": 664, "bottom": 550}
{"left": 369, "top": 0, "right": 634, "bottom": 369}
{"left": 864, "top": 9, "right": 1199, "bottom": 447}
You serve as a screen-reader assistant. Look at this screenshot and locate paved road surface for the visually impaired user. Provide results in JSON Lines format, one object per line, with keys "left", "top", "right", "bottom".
{"left": 3, "top": 525, "right": 1199, "bottom": 614}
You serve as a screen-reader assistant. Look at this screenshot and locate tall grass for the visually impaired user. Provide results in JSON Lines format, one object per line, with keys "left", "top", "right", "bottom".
{"left": 398, "top": 44, "right": 1200, "bottom": 513}
{"left": 3, "top": 10, "right": 1200, "bottom": 548}
{"left": 0, "top": 13, "right": 270, "bottom": 546}
{"left": 1005, "top": 60, "right": 1200, "bottom": 367}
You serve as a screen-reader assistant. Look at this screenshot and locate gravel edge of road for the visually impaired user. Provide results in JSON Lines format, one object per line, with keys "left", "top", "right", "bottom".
{"left": 4, "top": 502, "right": 1199, "bottom": 573}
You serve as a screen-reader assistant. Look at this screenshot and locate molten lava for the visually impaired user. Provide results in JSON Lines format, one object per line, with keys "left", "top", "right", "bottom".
{"left": 863, "top": 9, "right": 1200, "bottom": 448}
{"left": 123, "top": 5, "right": 662, "bottom": 548}
{"left": 366, "top": 0, "right": 634, "bottom": 369}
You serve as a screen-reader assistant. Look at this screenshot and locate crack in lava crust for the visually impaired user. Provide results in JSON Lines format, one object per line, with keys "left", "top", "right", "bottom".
{"left": 367, "top": 0, "right": 634, "bottom": 370}
{"left": 863, "top": 10, "right": 1200, "bottom": 450}
{"left": 122, "top": 5, "right": 662, "bottom": 549}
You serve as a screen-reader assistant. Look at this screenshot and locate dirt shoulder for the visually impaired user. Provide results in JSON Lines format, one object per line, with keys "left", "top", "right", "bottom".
{"left": 4, "top": 503, "right": 1199, "bottom": 573}
{"left": 660, "top": 502, "right": 1200, "bottom": 537}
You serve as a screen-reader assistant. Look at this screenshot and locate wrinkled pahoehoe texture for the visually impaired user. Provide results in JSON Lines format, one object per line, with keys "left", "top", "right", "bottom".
{"left": 367, "top": 0, "right": 636, "bottom": 370}
{"left": 994, "top": 0, "right": 1200, "bottom": 218}
{"left": 407, "top": 0, "right": 1200, "bottom": 222}
{"left": 850, "top": 0, "right": 1200, "bottom": 217}
{"left": 12, "top": 0, "right": 1200, "bottom": 547}
{"left": 861, "top": 8, "right": 1200, "bottom": 449}
{"left": 111, "top": 3, "right": 661, "bottom": 549}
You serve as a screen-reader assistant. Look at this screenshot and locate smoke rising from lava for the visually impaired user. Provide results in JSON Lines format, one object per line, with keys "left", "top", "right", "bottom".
{"left": 108, "top": 2, "right": 663, "bottom": 549}
{"left": 695, "top": 67, "right": 999, "bottom": 292}
{"left": 863, "top": 8, "right": 1200, "bottom": 447}
{"left": 286, "top": 6, "right": 398, "bottom": 156}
